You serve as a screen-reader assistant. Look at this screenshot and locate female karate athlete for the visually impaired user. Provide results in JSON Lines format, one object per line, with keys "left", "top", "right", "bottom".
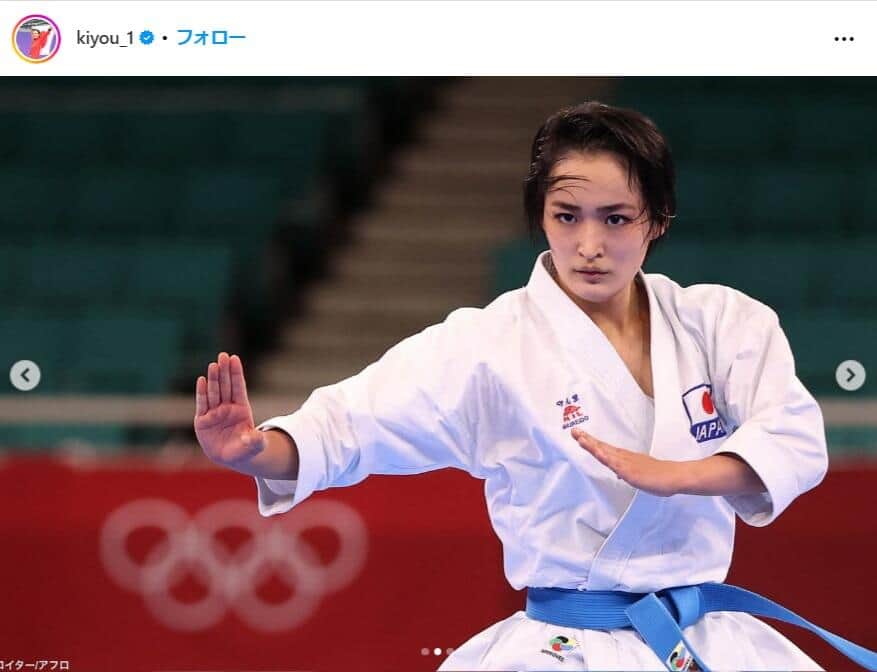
{"left": 195, "top": 101, "right": 877, "bottom": 671}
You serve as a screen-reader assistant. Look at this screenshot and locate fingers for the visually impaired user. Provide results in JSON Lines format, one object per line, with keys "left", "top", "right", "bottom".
{"left": 204, "top": 352, "right": 244, "bottom": 411}
{"left": 572, "top": 429, "right": 613, "bottom": 467}
{"left": 207, "top": 362, "right": 220, "bottom": 409}
{"left": 584, "top": 440, "right": 609, "bottom": 465}
{"left": 230, "top": 354, "right": 249, "bottom": 406}
{"left": 195, "top": 376, "right": 207, "bottom": 416}
{"left": 572, "top": 428, "right": 598, "bottom": 449}
{"left": 572, "top": 429, "right": 610, "bottom": 453}
{"left": 218, "top": 352, "right": 232, "bottom": 403}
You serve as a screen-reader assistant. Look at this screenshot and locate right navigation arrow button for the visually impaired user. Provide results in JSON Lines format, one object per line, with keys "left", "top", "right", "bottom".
{"left": 836, "top": 360, "right": 866, "bottom": 392}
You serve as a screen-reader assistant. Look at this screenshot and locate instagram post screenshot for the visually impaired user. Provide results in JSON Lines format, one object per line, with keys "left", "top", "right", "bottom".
{"left": 1, "top": 2, "right": 876, "bottom": 671}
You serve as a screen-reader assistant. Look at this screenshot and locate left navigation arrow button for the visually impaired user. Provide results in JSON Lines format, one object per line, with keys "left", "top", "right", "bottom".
{"left": 9, "top": 360, "right": 41, "bottom": 392}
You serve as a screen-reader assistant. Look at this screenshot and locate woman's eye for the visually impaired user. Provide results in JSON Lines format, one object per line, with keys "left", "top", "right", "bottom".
{"left": 555, "top": 213, "right": 576, "bottom": 224}
{"left": 607, "top": 214, "right": 630, "bottom": 226}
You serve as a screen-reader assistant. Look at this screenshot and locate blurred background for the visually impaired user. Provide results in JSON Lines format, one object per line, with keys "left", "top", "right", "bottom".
{"left": 0, "top": 76, "right": 874, "bottom": 671}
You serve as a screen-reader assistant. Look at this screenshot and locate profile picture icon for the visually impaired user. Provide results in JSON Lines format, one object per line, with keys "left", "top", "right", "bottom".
{"left": 12, "top": 15, "right": 61, "bottom": 63}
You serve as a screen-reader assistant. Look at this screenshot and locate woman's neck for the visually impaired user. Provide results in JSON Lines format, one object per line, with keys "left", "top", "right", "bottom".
{"left": 584, "top": 279, "right": 643, "bottom": 338}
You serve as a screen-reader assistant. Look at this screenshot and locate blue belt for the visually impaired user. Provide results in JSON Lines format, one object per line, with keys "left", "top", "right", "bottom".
{"left": 526, "top": 582, "right": 877, "bottom": 671}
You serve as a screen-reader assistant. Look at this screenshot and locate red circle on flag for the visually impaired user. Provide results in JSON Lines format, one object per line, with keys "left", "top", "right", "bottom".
{"left": 701, "top": 391, "right": 715, "bottom": 414}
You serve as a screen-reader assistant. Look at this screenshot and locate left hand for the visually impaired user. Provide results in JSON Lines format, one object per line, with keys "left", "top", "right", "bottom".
{"left": 572, "top": 428, "right": 685, "bottom": 497}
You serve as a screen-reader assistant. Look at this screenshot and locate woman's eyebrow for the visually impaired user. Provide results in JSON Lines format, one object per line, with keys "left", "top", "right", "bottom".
{"left": 547, "top": 200, "right": 636, "bottom": 212}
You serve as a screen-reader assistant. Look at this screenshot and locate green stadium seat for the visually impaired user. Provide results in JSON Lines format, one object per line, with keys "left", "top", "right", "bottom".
{"left": 807, "top": 238, "right": 877, "bottom": 310}
{"left": 862, "top": 169, "right": 877, "bottom": 240}
{"left": 0, "top": 245, "right": 28, "bottom": 295}
{"left": 172, "top": 171, "right": 287, "bottom": 316}
{"left": 645, "top": 239, "right": 710, "bottom": 287}
{"left": 0, "top": 112, "right": 27, "bottom": 159}
{"left": 624, "top": 100, "right": 787, "bottom": 161}
{"left": 780, "top": 312, "right": 877, "bottom": 396}
{"left": 69, "top": 316, "right": 183, "bottom": 393}
{"left": 491, "top": 237, "right": 544, "bottom": 297}
{"left": 72, "top": 170, "right": 182, "bottom": 236}
{"left": 647, "top": 239, "right": 812, "bottom": 312}
{"left": 789, "top": 103, "right": 877, "bottom": 161}
{"left": 684, "top": 102, "right": 788, "bottom": 160}
{"left": 616, "top": 77, "right": 877, "bottom": 108}
{"left": 176, "top": 169, "right": 284, "bottom": 233}
{"left": 3, "top": 292, "right": 237, "bottom": 445}
{"left": 25, "top": 244, "right": 131, "bottom": 307}
{"left": 0, "top": 171, "right": 72, "bottom": 234}
{"left": 672, "top": 163, "right": 749, "bottom": 235}
{"left": 1, "top": 240, "right": 233, "bottom": 385}
{"left": 0, "top": 317, "right": 68, "bottom": 393}
{"left": 127, "top": 242, "right": 230, "bottom": 302}
{"left": 612, "top": 86, "right": 875, "bottom": 245}
{"left": 0, "top": 424, "right": 129, "bottom": 450}
{"left": 225, "top": 110, "right": 330, "bottom": 166}
{"left": 745, "top": 164, "right": 856, "bottom": 234}
{"left": 115, "top": 111, "right": 226, "bottom": 164}
{"left": 21, "top": 112, "right": 120, "bottom": 164}
{"left": 126, "top": 243, "right": 231, "bottom": 366}
{"left": 1, "top": 313, "right": 181, "bottom": 394}
{"left": 825, "top": 427, "right": 877, "bottom": 459}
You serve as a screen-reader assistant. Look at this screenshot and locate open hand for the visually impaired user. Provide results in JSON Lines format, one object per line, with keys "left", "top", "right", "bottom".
{"left": 194, "top": 352, "right": 266, "bottom": 469}
{"left": 572, "top": 428, "right": 685, "bottom": 497}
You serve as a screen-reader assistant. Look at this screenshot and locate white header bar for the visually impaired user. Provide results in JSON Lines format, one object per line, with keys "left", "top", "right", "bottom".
{"left": 1, "top": 1, "right": 875, "bottom": 75}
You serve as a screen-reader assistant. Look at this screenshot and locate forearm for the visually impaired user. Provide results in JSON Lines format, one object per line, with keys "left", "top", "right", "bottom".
{"left": 234, "top": 429, "right": 300, "bottom": 481}
{"left": 678, "top": 452, "right": 766, "bottom": 496}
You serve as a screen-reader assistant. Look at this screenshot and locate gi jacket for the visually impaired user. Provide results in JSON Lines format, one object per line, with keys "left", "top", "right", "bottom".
{"left": 255, "top": 251, "right": 828, "bottom": 594}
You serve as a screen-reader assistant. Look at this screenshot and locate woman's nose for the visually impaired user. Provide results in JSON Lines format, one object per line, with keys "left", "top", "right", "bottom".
{"left": 576, "top": 223, "right": 605, "bottom": 259}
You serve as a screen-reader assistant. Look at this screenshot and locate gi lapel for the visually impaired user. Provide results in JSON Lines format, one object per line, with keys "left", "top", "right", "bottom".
{"left": 585, "top": 272, "right": 696, "bottom": 590}
{"left": 526, "top": 252, "right": 656, "bottom": 444}
{"left": 526, "top": 253, "right": 698, "bottom": 590}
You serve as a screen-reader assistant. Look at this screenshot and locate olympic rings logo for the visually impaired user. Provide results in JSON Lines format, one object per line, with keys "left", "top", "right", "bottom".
{"left": 99, "top": 498, "right": 368, "bottom": 632}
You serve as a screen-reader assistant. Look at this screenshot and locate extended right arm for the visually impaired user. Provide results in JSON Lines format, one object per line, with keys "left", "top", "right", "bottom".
{"left": 195, "top": 308, "right": 485, "bottom": 515}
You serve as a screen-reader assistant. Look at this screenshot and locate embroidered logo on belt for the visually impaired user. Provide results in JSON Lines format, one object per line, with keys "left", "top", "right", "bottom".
{"left": 667, "top": 640, "right": 697, "bottom": 671}
{"left": 557, "top": 394, "right": 589, "bottom": 430}
{"left": 681, "top": 383, "right": 727, "bottom": 443}
{"left": 540, "top": 634, "right": 578, "bottom": 662}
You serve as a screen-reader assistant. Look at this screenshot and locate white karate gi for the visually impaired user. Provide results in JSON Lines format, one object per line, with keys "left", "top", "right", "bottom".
{"left": 254, "top": 250, "right": 829, "bottom": 671}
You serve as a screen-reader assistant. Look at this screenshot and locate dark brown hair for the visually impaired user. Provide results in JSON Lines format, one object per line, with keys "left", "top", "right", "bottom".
{"left": 523, "top": 100, "right": 676, "bottom": 261}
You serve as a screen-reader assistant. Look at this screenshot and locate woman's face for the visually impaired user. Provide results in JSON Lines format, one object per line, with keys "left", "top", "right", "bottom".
{"left": 541, "top": 150, "right": 659, "bottom": 307}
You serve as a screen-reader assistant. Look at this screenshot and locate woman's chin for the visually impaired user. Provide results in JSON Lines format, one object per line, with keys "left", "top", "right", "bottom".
{"left": 569, "top": 287, "right": 614, "bottom": 307}
{"left": 568, "top": 276, "right": 611, "bottom": 299}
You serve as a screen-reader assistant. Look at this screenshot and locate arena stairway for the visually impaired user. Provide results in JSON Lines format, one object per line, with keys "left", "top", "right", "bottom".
{"left": 255, "top": 78, "right": 608, "bottom": 399}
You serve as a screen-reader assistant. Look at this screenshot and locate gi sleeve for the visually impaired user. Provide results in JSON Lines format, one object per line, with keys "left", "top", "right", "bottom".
{"left": 254, "top": 307, "right": 484, "bottom": 517}
{"left": 712, "top": 302, "right": 828, "bottom": 527}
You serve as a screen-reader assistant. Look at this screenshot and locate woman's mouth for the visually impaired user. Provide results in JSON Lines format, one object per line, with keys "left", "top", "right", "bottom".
{"left": 575, "top": 269, "right": 608, "bottom": 280}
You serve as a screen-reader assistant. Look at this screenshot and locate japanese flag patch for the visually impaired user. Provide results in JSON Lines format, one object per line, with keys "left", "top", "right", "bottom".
{"left": 682, "top": 383, "right": 727, "bottom": 443}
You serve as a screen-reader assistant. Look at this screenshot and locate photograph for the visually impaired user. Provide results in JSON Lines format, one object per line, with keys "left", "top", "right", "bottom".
{"left": 1, "top": 73, "right": 876, "bottom": 672}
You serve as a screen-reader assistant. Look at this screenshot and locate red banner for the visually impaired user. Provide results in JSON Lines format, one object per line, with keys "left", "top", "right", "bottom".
{"left": 0, "top": 455, "right": 874, "bottom": 672}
